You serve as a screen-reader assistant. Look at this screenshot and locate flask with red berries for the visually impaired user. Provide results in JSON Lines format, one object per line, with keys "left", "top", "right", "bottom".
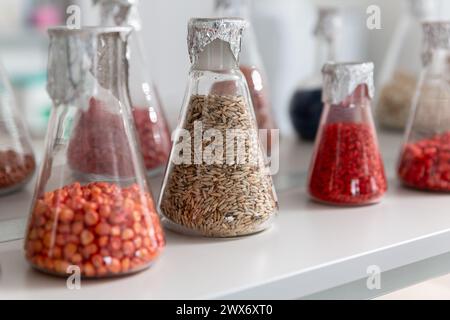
{"left": 308, "top": 62, "right": 388, "bottom": 206}
{"left": 398, "top": 21, "right": 450, "bottom": 192}
{"left": 94, "top": 0, "right": 171, "bottom": 176}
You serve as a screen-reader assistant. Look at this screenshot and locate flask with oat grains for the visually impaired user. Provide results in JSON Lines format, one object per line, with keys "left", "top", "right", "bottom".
{"left": 158, "top": 18, "right": 278, "bottom": 237}
{"left": 376, "top": 0, "right": 439, "bottom": 130}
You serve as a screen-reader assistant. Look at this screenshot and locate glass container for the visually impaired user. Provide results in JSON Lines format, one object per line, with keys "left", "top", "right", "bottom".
{"left": 213, "top": 0, "right": 277, "bottom": 155}
{"left": 398, "top": 21, "right": 450, "bottom": 192}
{"left": 94, "top": 0, "right": 171, "bottom": 175}
{"left": 0, "top": 61, "right": 36, "bottom": 196}
{"left": 24, "top": 27, "right": 165, "bottom": 278}
{"left": 376, "top": 0, "right": 440, "bottom": 130}
{"left": 308, "top": 62, "right": 387, "bottom": 205}
{"left": 290, "top": 7, "right": 342, "bottom": 141}
{"left": 158, "top": 18, "right": 278, "bottom": 237}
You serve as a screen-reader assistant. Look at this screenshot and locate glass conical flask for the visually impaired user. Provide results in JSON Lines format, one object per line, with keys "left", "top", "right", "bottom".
{"left": 212, "top": 0, "right": 277, "bottom": 155}
{"left": 158, "top": 18, "right": 278, "bottom": 237}
{"left": 0, "top": 61, "right": 36, "bottom": 195}
{"left": 290, "top": 7, "right": 342, "bottom": 141}
{"left": 94, "top": 0, "right": 171, "bottom": 176}
{"left": 308, "top": 62, "right": 387, "bottom": 205}
{"left": 376, "top": 0, "right": 440, "bottom": 130}
{"left": 398, "top": 22, "right": 450, "bottom": 192}
{"left": 24, "top": 27, "right": 165, "bottom": 278}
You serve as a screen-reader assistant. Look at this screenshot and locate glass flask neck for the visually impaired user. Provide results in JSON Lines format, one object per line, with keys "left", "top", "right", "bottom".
{"left": 95, "top": 36, "right": 128, "bottom": 97}
{"left": 407, "top": 0, "right": 438, "bottom": 20}
{"left": 424, "top": 49, "right": 450, "bottom": 74}
{"left": 47, "top": 29, "right": 132, "bottom": 107}
{"left": 98, "top": 0, "right": 142, "bottom": 31}
{"left": 214, "top": 0, "right": 261, "bottom": 67}
{"left": 328, "top": 84, "right": 371, "bottom": 109}
{"left": 193, "top": 39, "right": 239, "bottom": 71}
{"left": 214, "top": 0, "right": 250, "bottom": 18}
{"left": 314, "top": 35, "right": 336, "bottom": 74}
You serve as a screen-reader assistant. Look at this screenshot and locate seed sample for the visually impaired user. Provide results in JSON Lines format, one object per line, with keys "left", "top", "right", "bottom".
{"left": 132, "top": 108, "right": 171, "bottom": 172}
{"left": 68, "top": 98, "right": 170, "bottom": 177}
{"left": 376, "top": 71, "right": 417, "bottom": 130}
{"left": 25, "top": 182, "right": 165, "bottom": 278}
{"left": 159, "top": 94, "right": 277, "bottom": 237}
{"left": 0, "top": 150, "right": 35, "bottom": 194}
{"left": 309, "top": 122, "right": 387, "bottom": 205}
{"left": 398, "top": 131, "right": 450, "bottom": 191}
{"left": 240, "top": 65, "right": 277, "bottom": 151}
{"left": 211, "top": 66, "right": 277, "bottom": 154}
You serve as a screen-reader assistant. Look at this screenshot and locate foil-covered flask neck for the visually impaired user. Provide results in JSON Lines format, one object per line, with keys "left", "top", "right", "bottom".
{"left": 322, "top": 62, "right": 375, "bottom": 105}
{"left": 47, "top": 27, "right": 132, "bottom": 106}
{"left": 188, "top": 18, "right": 248, "bottom": 64}
{"left": 408, "top": 0, "right": 438, "bottom": 20}
{"left": 94, "top": 0, "right": 141, "bottom": 31}
{"left": 422, "top": 21, "right": 450, "bottom": 66}
{"left": 314, "top": 7, "right": 342, "bottom": 42}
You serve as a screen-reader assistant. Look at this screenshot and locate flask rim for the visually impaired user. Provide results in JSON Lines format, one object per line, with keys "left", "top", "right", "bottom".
{"left": 187, "top": 17, "right": 248, "bottom": 64}
{"left": 321, "top": 61, "right": 375, "bottom": 105}
{"left": 48, "top": 26, "right": 133, "bottom": 36}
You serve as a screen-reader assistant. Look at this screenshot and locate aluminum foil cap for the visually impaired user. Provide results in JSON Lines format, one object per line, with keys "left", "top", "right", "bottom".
{"left": 188, "top": 18, "right": 248, "bottom": 64}
{"left": 47, "top": 27, "right": 131, "bottom": 106}
{"left": 422, "top": 21, "right": 450, "bottom": 66}
{"left": 322, "top": 62, "right": 375, "bottom": 105}
{"left": 409, "top": 0, "right": 438, "bottom": 20}
{"left": 314, "top": 7, "right": 342, "bottom": 42}
{"left": 94, "top": 0, "right": 141, "bottom": 31}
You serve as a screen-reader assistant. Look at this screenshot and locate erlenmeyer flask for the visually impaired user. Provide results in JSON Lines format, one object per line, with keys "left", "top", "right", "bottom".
{"left": 94, "top": 0, "right": 171, "bottom": 176}
{"left": 0, "top": 61, "right": 36, "bottom": 195}
{"left": 24, "top": 27, "right": 165, "bottom": 278}
{"left": 308, "top": 62, "right": 387, "bottom": 205}
{"left": 158, "top": 18, "right": 278, "bottom": 237}
{"left": 290, "top": 7, "right": 342, "bottom": 141}
{"left": 376, "top": 0, "right": 440, "bottom": 130}
{"left": 398, "top": 22, "right": 450, "bottom": 192}
{"left": 212, "top": 0, "right": 277, "bottom": 155}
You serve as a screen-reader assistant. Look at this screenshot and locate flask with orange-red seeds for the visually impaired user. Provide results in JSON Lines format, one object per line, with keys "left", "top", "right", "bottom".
{"left": 24, "top": 27, "right": 165, "bottom": 278}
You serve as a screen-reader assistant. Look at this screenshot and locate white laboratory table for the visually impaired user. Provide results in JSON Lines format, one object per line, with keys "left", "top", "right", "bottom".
{"left": 1, "top": 132, "right": 450, "bottom": 299}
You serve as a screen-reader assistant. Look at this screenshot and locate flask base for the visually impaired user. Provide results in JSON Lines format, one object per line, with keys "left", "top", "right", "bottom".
{"left": 27, "top": 259, "right": 157, "bottom": 279}
{"left": 0, "top": 174, "right": 35, "bottom": 197}
{"left": 309, "top": 193, "right": 384, "bottom": 207}
{"left": 161, "top": 215, "right": 274, "bottom": 238}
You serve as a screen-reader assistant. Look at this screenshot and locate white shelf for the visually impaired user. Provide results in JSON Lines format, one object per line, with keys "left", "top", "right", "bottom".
{"left": 1, "top": 132, "right": 450, "bottom": 299}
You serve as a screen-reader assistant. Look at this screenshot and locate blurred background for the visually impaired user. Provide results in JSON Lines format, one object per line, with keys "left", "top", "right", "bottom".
{"left": 1, "top": 0, "right": 450, "bottom": 136}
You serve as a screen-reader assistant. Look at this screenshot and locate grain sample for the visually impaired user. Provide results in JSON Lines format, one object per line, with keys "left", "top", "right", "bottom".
{"left": 159, "top": 94, "right": 277, "bottom": 237}
{"left": 0, "top": 150, "right": 35, "bottom": 194}
{"left": 376, "top": 71, "right": 417, "bottom": 130}
{"left": 25, "top": 182, "right": 165, "bottom": 277}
